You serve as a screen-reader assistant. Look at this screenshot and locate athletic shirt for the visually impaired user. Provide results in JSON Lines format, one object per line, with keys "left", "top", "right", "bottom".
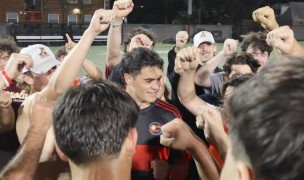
{"left": 132, "top": 99, "right": 190, "bottom": 180}
{"left": 0, "top": 80, "right": 29, "bottom": 168}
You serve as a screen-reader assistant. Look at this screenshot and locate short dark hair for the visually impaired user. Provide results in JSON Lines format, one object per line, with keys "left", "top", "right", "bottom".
{"left": 120, "top": 47, "right": 164, "bottom": 85}
{"left": 241, "top": 31, "right": 273, "bottom": 56}
{"left": 223, "top": 52, "right": 260, "bottom": 77}
{"left": 229, "top": 57, "right": 304, "bottom": 180}
{"left": 53, "top": 79, "right": 140, "bottom": 165}
{"left": 123, "top": 27, "right": 157, "bottom": 53}
{"left": 0, "top": 36, "right": 19, "bottom": 55}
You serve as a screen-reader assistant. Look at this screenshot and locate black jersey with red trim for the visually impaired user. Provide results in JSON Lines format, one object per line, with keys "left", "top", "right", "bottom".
{"left": 131, "top": 99, "right": 190, "bottom": 180}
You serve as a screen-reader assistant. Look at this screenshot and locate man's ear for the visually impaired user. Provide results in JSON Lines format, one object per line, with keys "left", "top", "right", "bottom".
{"left": 124, "top": 128, "right": 138, "bottom": 156}
{"left": 124, "top": 73, "right": 133, "bottom": 86}
{"left": 55, "top": 142, "right": 68, "bottom": 162}
{"left": 22, "top": 74, "right": 34, "bottom": 86}
{"left": 237, "top": 162, "right": 255, "bottom": 180}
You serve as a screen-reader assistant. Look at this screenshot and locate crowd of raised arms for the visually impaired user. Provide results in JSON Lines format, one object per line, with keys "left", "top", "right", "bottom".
{"left": 0, "top": 1, "right": 303, "bottom": 180}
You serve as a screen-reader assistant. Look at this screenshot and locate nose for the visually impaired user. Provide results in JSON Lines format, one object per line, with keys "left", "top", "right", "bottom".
{"left": 151, "top": 80, "right": 160, "bottom": 90}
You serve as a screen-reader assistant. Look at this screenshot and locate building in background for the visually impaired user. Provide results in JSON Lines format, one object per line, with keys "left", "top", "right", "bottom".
{"left": 0, "top": 0, "right": 111, "bottom": 24}
{"left": 0, "top": 0, "right": 111, "bottom": 45}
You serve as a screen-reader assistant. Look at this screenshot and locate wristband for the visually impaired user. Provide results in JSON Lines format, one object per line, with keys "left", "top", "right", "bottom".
{"left": 111, "top": 17, "right": 125, "bottom": 28}
{"left": 1, "top": 70, "right": 12, "bottom": 86}
{"left": 0, "top": 72, "right": 9, "bottom": 88}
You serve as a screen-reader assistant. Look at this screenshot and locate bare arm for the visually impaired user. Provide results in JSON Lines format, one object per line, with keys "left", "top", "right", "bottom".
{"left": 105, "top": 0, "right": 134, "bottom": 73}
{"left": 65, "top": 34, "right": 103, "bottom": 79}
{"left": 82, "top": 59, "right": 103, "bottom": 79}
{"left": 160, "top": 118, "right": 220, "bottom": 180}
{"left": 42, "top": 9, "right": 111, "bottom": 102}
{"left": 176, "top": 46, "right": 209, "bottom": 117}
{"left": 196, "top": 108, "right": 228, "bottom": 160}
{"left": 0, "top": 94, "right": 53, "bottom": 180}
{"left": 195, "top": 39, "right": 238, "bottom": 87}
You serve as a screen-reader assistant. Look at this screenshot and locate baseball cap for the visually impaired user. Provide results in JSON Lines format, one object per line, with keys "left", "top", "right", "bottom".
{"left": 193, "top": 31, "right": 215, "bottom": 47}
{"left": 21, "top": 44, "right": 60, "bottom": 74}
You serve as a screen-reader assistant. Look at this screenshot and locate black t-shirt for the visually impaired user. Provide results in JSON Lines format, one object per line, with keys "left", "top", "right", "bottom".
{"left": 108, "top": 61, "right": 124, "bottom": 87}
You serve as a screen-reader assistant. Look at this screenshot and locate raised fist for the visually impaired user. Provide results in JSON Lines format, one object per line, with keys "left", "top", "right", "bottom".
{"left": 128, "top": 34, "right": 153, "bottom": 52}
{"left": 175, "top": 46, "right": 199, "bottom": 73}
{"left": 252, "top": 6, "right": 279, "bottom": 31}
{"left": 266, "top": 26, "right": 296, "bottom": 55}
{"left": 88, "top": 9, "right": 112, "bottom": 35}
{"left": 113, "top": 0, "right": 134, "bottom": 19}
{"left": 175, "top": 31, "right": 189, "bottom": 50}
{"left": 222, "top": 38, "right": 238, "bottom": 56}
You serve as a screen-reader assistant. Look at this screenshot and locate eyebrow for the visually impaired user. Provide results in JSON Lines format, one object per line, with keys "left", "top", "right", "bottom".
{"left": 144, "top": 75, "right": 163, "bottom": 81}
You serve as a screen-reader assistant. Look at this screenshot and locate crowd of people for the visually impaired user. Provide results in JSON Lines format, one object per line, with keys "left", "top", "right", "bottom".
{"left": 0, "top": 1, "right": 303, "bottom": 180}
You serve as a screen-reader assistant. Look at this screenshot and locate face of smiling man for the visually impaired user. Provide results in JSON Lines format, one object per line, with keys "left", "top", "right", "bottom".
{"left": 125, "top": 66, "right": 163, "bottom": 109}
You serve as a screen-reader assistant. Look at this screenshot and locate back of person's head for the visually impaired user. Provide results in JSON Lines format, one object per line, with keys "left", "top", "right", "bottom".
{"left": 223, "top": 52, "right": 260, "bottom": 77}
{"left": 123, "top": 27, "right": 157, "bottom": 53}
{"left": 221, "top": 73, "right": 254, "bottom": 98}
{"left": 53, "top": 79, "right": 140, "bottom": 166}
{"left": 55, "top": 47, "right": 68, "bottom": 61}
{"left": 0, "top": 36, "right": 19, "bottom": 54}
{"left": 228, "top": 57, "right": 304, "bottom": 180}
{"left": 221, "top": 74, "right": 254, "bottom": 124}
{"left": 241, "top": 31, "right": 273, "bottom": 56}
{"left": 120, "top": 47, "right": 164, "bottom": 85}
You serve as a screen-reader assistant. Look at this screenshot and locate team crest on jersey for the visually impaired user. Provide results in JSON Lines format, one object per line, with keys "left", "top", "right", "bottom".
{"left": 149, "top": 122, "right": 162, "bottom": 135}
{"left": 39, "top": 47, "right": 49, "bottom": 58}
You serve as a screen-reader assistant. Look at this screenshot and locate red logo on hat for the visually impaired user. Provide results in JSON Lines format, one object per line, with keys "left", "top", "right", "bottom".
{"left": 39, "top": 47, "right": 49, "bottom": 59}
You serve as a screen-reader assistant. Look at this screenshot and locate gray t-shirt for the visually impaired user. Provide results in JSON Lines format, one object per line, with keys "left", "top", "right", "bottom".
{"left": 206, "top": 72, "right": 225, "bottom": 96}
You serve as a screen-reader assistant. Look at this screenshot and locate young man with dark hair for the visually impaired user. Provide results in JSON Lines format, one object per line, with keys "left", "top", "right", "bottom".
{"left": 53, "top": 79, "right": 139, "bottom": 180}
{"left": 121, "top": 47, "right": 190, "bottom": 179}
{"left": 241, "top": 31, "right": 273, "bottom": 70}
{"left": 107, "top": 26, "right": 157, "bottom": 85}
{"left": 223, "top": 52, "right": 260, "bottom": 79}
{"left": 222, "top": 58, "right": 304, "bottom": 180}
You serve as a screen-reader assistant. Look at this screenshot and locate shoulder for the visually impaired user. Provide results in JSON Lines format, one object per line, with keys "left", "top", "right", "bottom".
{"left": 16, "top": 93, "right": 37, "bottom": 144}
{"left": 155, "top": 99, "right": 182, "bottom": 119}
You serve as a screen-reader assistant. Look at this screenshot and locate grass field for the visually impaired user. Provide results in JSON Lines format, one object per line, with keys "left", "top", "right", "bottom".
{"left": 49, "top": 42, "right": 280, "bottom": 77}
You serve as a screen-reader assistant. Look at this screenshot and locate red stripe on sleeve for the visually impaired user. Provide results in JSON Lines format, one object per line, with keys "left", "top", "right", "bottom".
{"left": 156, "top": 100, "right": 182, "bottom": 119}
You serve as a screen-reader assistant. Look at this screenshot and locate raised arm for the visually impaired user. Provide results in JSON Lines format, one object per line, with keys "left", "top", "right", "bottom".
{"left": 0, "top": 53, "right": 32, "bottom": 132}
{"left": 266, "top": 26, "right": 304, "bottom": 57}
{"left": 177, "top": 46, "right": 211, "bottom": 116}
{"left": 105, "top": 0, "right": 134, "bottom": 74}
{"left": 167, "top": 31, "right": 189, "bottom": 76}
{"left": 160, "top": 118, "right": 220, "bottom": 180}
{"left": 196, "top": 107, "right": 228, "bottom": 161}
{"left": 0, "top": 94, "right": 53, "bottom": 180}
{"left": 252, "top": 6, "right": 279, "bottom": 31}
{"left": 43, "top": 9, "right": 111, "bottom": 102}
{"left": 65, "top": 34, "right": 103, "bottom": 79}
{"left": 194, "top": 39, "right": 237, "bottom": 87}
